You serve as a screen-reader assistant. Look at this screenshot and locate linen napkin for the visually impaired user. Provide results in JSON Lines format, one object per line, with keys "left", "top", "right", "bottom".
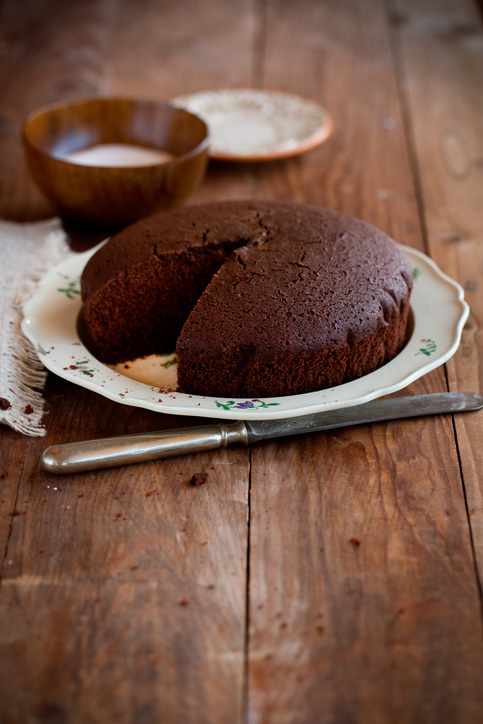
{"left": 0, "top": 218, "right": 70, "bottom": 436}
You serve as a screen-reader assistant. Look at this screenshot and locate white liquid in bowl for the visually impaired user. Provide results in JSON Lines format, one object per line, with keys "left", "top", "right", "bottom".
{"left": 63, "top": 143, "right": 174, "bottom": 167}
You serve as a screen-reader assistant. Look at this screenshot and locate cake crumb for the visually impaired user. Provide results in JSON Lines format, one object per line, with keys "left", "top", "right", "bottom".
{"left": 190, "top": 472, "right": 208, "bottom": 487}
{"left": 349, "top": 537, "right": 361, "bottom": 547}
{"left": 0, "top": 398, "right": 11, "bottom": 410}
{"left": 24, "top": 404, "right": 34, "bottom": 415}
{"left": 179, "top": 599, "right": 190, "bottom": 606}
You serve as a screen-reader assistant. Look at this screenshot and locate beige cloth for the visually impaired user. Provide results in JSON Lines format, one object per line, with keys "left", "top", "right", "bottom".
{"left": 0, "top": 218, "right": 70, "bottom": 436}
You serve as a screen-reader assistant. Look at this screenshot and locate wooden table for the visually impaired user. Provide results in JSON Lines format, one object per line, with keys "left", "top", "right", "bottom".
{"left": 1, "top": 0, "right": 483, "bottom": 721}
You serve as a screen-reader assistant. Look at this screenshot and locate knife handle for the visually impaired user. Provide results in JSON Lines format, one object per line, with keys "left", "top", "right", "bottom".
{"left": 42, "top": 421, "right": 248, "bottom": 474}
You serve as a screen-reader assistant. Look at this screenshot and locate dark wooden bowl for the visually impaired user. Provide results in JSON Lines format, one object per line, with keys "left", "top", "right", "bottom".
{"left": 22, "top": 98, "right": 210, "bottom": 226}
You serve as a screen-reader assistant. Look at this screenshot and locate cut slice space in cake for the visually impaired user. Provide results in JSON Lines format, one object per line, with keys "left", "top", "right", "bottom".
{"left": 80, "top": 201, "right": 413, "bottom": 398}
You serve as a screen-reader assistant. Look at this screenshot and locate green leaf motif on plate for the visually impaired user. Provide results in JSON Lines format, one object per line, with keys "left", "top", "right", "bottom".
{"left": 416, "top": 339, "right": 436, "bottom": 356}
{"left": 57, "top": 274, "right": 81, "bottom": 299}
{"left": 72, "top": 360, "right": 94, "bottom": 377}
{"left": 157, "top": 352, "right": 178, "bottom": 368}
{"left": 413, "top": 267, "right": 421, "bottom": 280}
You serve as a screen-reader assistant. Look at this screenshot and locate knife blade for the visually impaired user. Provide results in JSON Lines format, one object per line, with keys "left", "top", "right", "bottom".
{"left": 42, "top": 392, "right": 483, "bottom": 474}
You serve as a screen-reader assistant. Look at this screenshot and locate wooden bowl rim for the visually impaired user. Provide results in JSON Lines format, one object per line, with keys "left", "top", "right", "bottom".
{"left": 21, "top": 96, "right": 211, "bottom": 170}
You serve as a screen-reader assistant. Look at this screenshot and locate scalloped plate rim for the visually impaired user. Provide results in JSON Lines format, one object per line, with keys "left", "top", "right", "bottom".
{"left": 21, "top": 243, "right": 469, "bottom": 421}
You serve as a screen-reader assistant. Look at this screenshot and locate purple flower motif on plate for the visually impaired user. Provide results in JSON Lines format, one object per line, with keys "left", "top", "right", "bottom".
{"left": 215, "top": 398, "right": 280, "bottom": 411}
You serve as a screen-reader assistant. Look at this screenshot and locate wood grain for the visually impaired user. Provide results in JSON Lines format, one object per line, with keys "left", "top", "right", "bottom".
{"left": 0, "top": 0, "right": 256, "bottom": 721}
{"left": 249, "top": 418, "right": 483, "bottom": 722}
{"left": 106, "top": 0, "right": 258, "bottom": 207}
{"left": 0, "top": 428, "right": 30, "bottom": 559}
{"left": 1, "top": 0, "right": 483, "bottom": 721}
{"left": 246, "top": 0, "right": 483, "bottom": 720}
{"left": 256, "top": 0, "right": 424, "bottom": 250}
{"left": 0, "top": 452, "right": 250, "bottom": 723}
{"left": 0, "top": 378, "right": 250, "bottom": 723}
{"left": 387, "top": 0, "right": 483, "bottom": 584}
{"left": 0, "top": 0, "right": 119, "bottom": 221}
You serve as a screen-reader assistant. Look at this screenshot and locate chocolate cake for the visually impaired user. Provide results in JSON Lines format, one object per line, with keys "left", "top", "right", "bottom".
{"left": 81, "top": 200, "right": 413, "bottom": 397}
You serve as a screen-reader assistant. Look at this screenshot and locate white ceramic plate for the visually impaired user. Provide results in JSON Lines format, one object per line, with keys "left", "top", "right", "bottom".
{"left": 21, "top": 244, "right": 468, "bottom": 421}
{"left": 172, "top": 89, "right": 333, "bottom": 161}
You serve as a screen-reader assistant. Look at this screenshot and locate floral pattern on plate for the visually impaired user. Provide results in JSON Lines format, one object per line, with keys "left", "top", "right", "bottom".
{"left": 21, "top": 243, "right": 468, "bottom": 420}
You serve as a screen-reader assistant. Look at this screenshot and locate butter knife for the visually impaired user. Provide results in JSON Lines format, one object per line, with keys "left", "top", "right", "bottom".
{"left": 41, "top": 392, "right": 483, "bottom": 474}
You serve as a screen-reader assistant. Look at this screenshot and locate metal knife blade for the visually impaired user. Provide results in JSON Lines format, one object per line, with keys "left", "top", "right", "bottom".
{"left": 42, "top": 392, "right": 483, "bottom": 474}
{"left": 244, "top": 391, "right": 483, "bottom": 441}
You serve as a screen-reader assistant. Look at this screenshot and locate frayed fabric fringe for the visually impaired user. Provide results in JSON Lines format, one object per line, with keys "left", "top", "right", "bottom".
{"left": 0, "top": 221, "right": 70, "bottom": 436}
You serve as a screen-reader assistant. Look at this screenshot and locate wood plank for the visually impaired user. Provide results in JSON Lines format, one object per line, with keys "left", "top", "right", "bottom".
{"left": 0, "top": 0, "right": 117, "bottom": 559}
{"left": 2, "top": 0, "right": 483, "bottom": 722}
{"left": 247, "top": 0, "right": 483, "bottom": 720}
{"left": 249, "top": 417, "right": 483, "bottom": 722}
{"left": 0, "top": 429, "right": 29, "bottom": 557}
{"left": 0, "top": 0, "right": 119, "bottom": 221}
{"left": 0, "top": 376, "right": 250, "bottom": 723}
{"left": 0, "top": 449, "right": 249, "bottom": 722}
{"left": 255, "top": 0, "right": 423, "bottom": 250}
{"left": 0, "top": 0, "right": 257, "bottom": 720}
{"left": 105, "top": 0, "right": 257, "bottom": 206}
{"left": 0, "top": 575, "right": 246, "bottom": 723}
{"left": 386, "top": 0, "right": 483, "bottom": 580}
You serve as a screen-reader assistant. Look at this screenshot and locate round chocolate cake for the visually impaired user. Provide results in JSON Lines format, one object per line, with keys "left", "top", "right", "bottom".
{"left": 81, "top": 201, "right": 413, "bottom": 397}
